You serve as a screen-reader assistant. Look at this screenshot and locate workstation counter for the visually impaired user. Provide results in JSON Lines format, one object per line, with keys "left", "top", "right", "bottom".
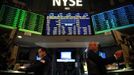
{"left": 0, "top": 70, "right": 34, "bottom": 75}
{"left": 108, "top": 68, "right": 134, "bottom": 75}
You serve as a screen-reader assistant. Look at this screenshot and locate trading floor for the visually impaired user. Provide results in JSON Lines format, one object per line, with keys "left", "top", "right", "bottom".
{"left": 0, "top": 0, "right": 134, "bottom": 75}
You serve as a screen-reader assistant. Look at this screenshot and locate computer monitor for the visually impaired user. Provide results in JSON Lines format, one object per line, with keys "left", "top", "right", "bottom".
{"left": 57, "top": 51, "right": 75, "bottom": 62}
{"left": 45, "top": 12, "right": 91, "bottom": 36}
{"left": 61, "top": 52, "right": 72, "bottom": 59}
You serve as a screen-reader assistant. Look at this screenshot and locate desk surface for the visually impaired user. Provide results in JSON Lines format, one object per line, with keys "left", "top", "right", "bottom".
{"left": 108, "top": 68, "right": 134, "bottom": 73}
{"left": 0, "top": 70, "right": 34, "bottom": 74}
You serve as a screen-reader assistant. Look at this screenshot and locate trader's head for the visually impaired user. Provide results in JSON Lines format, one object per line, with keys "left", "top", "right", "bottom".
{"left": 38, "top": 48, "right": 47, "bottom": 58}
{"left": 88, "top": 42, "right": 100, "bottom": 52}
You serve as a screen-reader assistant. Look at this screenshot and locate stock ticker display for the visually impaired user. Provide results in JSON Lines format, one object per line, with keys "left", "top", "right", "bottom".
{"left": 45, "top": 12, "right": 91, "bottom": 36}
{"left": 0, "top": 5, "right": 19, "bottom": 29}
{"left": 91, "top": 4, "right": 134, "bottom": 34}
{"left": 1, "top": 4, "right": 134, "bottom": 35}
{"left": 0, "top": 5, "right": 44, "bottom": 35}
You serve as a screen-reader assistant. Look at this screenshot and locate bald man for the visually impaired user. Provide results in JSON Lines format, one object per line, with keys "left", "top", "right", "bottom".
{"left": 86, "top": 42, "right": 122, "bottom": 75}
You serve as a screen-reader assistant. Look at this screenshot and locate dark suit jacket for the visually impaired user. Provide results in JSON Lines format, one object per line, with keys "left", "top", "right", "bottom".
{"left": 0, "top": 55, "right": 8, "bottom": 70}
{"left": 87, "top": 50, "right": 116, "bottom": 75}
{"left": 26, "top": 55, "right": 51, "bottom": 75}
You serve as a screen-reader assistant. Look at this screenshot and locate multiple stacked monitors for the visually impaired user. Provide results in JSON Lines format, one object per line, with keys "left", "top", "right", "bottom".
{"left": 91, "top": 4, "right": 134, "bottom": 34}
{"left": 46, "top": 12, "right": 91, "bottom": 35}
{"left": 1, "top": 4, "right": 133, "bottom": 35}
{"left": 0, "top": 5, "right": 44, "bottom": 35}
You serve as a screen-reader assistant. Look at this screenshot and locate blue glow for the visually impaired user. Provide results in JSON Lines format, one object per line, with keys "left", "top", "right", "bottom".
{"left": 91, "top": 4, "right": 134, "bottom": 34}
{"left": 99, "top": 52, "right": 106, "bottom": 59}
{"left": 36, "top": 56, "right": 41, "bottom": 61}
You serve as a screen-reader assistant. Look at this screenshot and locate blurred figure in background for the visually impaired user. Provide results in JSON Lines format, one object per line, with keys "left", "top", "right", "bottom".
{"left": 86, "top": 42, "right": 123, "bottom": 75}
{"left": 26, "top": 48, "right": 51, "bottom": 75}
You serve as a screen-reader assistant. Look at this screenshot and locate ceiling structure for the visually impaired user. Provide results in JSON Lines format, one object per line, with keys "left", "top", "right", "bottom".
{"left": 16, "top": 34, "right": 116, "bottom": 48}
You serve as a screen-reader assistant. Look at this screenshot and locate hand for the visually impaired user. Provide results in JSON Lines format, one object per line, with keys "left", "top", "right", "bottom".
{"left": 40, "top": 60, "right": 45, "bottom": 64}
{"left": 114, "top": 50, "right": 123, "bottom": 59}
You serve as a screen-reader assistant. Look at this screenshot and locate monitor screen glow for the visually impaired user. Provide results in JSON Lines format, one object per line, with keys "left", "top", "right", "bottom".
{"left": 61, "top": 52, "right": 72, "bottom": 59}
{"left": 36, "top": 56, "right": 41, "bottom": 61}
{"left": 99, "top": 52, "right": 106, "bottom": 59}
{"left": 45, "top": 12, "right": 91, "bottom": 35}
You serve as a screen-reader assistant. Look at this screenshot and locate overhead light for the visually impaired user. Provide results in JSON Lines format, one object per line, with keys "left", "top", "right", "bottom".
{"left": 64, "top": 7, "right": 70, "bottom": 10}
{"left": 17, "top": 35, "right": 22, "bottom": 39}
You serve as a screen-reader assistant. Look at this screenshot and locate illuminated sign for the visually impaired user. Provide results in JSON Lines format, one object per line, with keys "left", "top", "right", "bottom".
{"left": 45, "top": 12, "right": 91, "bottom": 36}
{"left": 52, "top": 0, "right": 83, "bottom": 7}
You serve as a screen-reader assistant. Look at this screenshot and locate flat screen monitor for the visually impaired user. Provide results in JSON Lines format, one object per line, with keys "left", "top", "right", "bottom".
{"left": 91, "top": 4, "right": 134, "bottom": 34}
{"left": 61, "top": 52, "right": 72, "bottom": 59}
{"left": 57, "top": 51, "right": 75, "bottom": 62}
{"left": 45, "top": 12, "right": 91, "bottom": 36}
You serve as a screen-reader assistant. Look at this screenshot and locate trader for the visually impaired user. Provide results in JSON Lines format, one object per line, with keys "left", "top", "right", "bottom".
{"left": 86, "top": 42, "right": 123, "bottom": 75}
{"left": 26, "top": 48, "right": 51, "bottom": 75}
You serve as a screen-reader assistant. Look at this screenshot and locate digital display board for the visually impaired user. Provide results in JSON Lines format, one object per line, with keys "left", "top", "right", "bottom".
{"left": 46, "top": 12, "right": 91, "bottom": 35}
{"left": 0, "top": 5, "right": 19, "bottom": 29}
{"left": 91, "top": 4, "right": 134, "bottom": 34}
{"left": 0, "top": 5, "right": 44, "bottom": 35}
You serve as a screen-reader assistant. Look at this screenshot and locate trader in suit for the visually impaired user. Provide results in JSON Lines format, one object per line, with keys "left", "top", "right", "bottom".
{"left": 26, "top": 48, "right": 51, "bottom": 75}
{"left": 86, "top": 42, "right": 123, "bottom": 75}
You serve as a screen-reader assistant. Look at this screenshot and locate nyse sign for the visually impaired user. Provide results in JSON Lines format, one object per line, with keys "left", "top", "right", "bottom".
{"left": 53, "top": 0, "right": 83, "bottom": 7}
